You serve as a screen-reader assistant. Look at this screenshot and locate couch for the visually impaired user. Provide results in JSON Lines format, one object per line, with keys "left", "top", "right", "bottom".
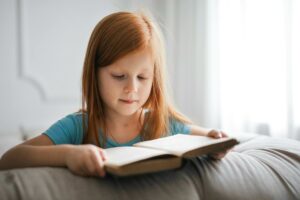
{"left": 0, "top": 135, "right": 300, "bottom": 200}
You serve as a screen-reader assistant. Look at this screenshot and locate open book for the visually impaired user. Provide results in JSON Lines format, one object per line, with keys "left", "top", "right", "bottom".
{"left": 104, "top": 134, "right": 239, "bottom": 176}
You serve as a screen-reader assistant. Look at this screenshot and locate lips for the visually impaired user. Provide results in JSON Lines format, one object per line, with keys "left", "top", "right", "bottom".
{"left": 119, "top": 99, "right": 138, "bottom": 104}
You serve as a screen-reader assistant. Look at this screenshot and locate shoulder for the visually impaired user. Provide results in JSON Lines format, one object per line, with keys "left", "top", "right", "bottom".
{"left": 54, "top": 112, "right": 84, "bottom": 129}
{"left": 64, "top": 112, "right": 90, "bottom": 132}
{"left": 143, "top": 109, "right": 191, "bottom": 135}
{"left": 169, "top": 116, "right": 191, "bottom": 135}
{"left": 43, "top": 112, "right": 87, "bottom": 145}
{"left": 65, "top": 112, "right": 86, "bottom": 124}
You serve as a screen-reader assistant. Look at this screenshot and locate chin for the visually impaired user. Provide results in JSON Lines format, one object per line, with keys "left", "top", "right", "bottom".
{"left": 118, "top": 108, "right": 141, "bottom": 116}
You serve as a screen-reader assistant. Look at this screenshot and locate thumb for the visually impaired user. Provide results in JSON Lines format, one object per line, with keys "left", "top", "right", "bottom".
{"left": 215, "top": 132, "right": 222, "bottom": 138}
{"left": 208, "top": 129, "right": 222, "bottom": 138}
{"left": 99, "top": 149, "right": 107, "bottom": 161}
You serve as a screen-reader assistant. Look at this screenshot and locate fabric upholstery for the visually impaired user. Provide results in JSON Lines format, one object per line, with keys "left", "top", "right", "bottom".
{"left": 0, "top": 136, "right": 299, "bottom": 200}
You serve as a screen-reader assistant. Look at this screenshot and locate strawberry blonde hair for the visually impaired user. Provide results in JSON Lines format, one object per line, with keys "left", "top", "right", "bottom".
{"left": 81, "top": 11, "right": 191, "bottom": 147}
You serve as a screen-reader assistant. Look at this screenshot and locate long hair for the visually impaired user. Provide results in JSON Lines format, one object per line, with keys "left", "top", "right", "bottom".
{"left": 81, "top": 11, "right": 192, "bottom": 147}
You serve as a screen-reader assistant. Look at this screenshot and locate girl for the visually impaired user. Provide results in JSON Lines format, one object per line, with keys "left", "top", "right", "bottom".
{"left": 0, "top": 11, "right": 229, "bottom": 177}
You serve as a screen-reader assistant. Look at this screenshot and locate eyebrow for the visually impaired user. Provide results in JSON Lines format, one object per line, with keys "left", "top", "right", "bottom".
{"left": 110, "top": 66, "right": 153, "bottom": 73}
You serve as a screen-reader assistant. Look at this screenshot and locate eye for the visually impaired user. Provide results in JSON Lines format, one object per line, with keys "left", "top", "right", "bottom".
{"left": 138, "top": 76, "right": 147, "bottom": 80}
{"left": 112, "top": 74, "right": 125, "bottom": 80}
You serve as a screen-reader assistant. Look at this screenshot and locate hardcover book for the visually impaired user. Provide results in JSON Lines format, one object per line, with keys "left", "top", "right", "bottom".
{"left": 104, "top": 134, "right": 239, "bottom": 176}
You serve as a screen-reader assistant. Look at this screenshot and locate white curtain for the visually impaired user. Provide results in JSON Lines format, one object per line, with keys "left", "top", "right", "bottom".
{"left": 113, "top": 0, "right": 300, "bottom": 139}
{"left": 207, "top": 0, "right": 300, "bottom": 139}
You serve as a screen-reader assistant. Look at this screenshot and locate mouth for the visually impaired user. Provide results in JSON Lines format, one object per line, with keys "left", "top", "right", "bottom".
{"left": 119, "top": 99, "right": 138, "bottom": 104}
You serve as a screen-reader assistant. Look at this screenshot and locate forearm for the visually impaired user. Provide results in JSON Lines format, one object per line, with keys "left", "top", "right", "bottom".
{"left": 189, "top": 125, "right": 212, "bottom": 136}
{"left": 0, "top": 144, "right": 73, "bottom": 170}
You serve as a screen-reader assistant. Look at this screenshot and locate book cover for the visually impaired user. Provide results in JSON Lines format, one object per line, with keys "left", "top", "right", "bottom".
{"left": 104, "top": 134, "right": 239, "bottom": 176}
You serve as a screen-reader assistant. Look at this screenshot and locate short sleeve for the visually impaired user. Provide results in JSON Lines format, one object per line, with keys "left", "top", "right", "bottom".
{"left": 169, "top": 118, "right": 191, "bottom": 135}
{"left": 43, "top": 113, "right": 84, "bottom": 145}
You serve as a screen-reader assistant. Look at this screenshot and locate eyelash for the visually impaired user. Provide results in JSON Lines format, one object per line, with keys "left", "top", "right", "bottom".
{"left": 112, "top": 75, "right": 125, "bottom": 80}
{"left": 112, "top": 75, "right": 147, "bottom": 80}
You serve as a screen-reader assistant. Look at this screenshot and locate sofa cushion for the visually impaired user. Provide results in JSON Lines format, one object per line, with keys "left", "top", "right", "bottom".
{"left": 0, "top": 136, "right": 299, "bottom": 200}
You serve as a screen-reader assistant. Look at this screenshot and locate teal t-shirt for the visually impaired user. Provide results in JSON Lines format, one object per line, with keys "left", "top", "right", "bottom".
{"left": 43, "top": 112, "right": 191, "bottom": 148}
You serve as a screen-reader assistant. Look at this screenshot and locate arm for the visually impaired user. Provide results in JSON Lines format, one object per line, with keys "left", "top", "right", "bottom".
{"left": 189, "top": 124, "right": 227, "bottom": 138}
{"left": 0, "top": 135, "right": 71, "bottom": 169}
{"left": 189, "top": 125, "right": 212, "bottom": 136}
{"left": 189, "top": 125, "right": 230, "bottom": 159}
{"left": 0, "top": 135, "right": 107, "bottom": 177}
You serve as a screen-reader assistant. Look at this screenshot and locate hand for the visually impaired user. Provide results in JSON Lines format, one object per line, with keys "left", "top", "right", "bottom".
{"left": 207, "top": 129, "right": 231, "bottom": 160}
{"left": 65, "top": 144, "right": 107, "bottom": 177}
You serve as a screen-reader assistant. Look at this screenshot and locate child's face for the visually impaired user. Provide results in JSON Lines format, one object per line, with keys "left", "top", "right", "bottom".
{"left": 97, "top": 48, "right": 154, "bottom": 117}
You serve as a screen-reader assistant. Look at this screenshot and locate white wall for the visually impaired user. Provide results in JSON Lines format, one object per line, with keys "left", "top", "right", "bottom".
{"left": 0, "top": 0, "right": 208, "bottom": 142}
{"left": 0, "top": 0, "right": 119, "bottom": 140}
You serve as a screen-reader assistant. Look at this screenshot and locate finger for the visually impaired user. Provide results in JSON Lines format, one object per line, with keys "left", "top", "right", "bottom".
{"left": 99, "top": 149, "right": 107, "bottom": 161}
{"left": 208, "top": 130, "right": 220, "bottom": 138}
{"left": 213, "top": 130, "right": 222, "bottom": 138}
{"left": 208, "top": 153, "right": 220, "bottom": 160}
{"left": 220, "top": 131, "right": 228, "bottom": 138}
{"left": 216, "top": 152, "right": 226, "bottom": 159}
{"left": 93, "top": 151, "right": 106, "bottom": 177}
{"left": 97, "top": 149, "right": 107, "bottom": 177}
{"left": 210, "top": 149, "right": 229, "bottom": 159}
{"left": 212, "top": 152, "right": 226, "bottom": 159}
{"left": 95, "top": 163, "right": 105, "bottom": 177}
{"left": 85, "top": 158, "right": 98, "bottom": 176}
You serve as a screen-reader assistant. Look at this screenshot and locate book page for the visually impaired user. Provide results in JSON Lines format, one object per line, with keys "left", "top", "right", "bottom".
{"left": 104, "top": 146, "right": 170, "bottom": 167}
{"left": 134, "top": 134, "right": 234, "bottom": 156}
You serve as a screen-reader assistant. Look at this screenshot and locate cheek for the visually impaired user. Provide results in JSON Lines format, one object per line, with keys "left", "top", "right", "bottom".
{"left": 98, "top": 78, "right": 119, "bottom": 101}
{"left": 140, "top": 81, "right": 152, "bottom": 97}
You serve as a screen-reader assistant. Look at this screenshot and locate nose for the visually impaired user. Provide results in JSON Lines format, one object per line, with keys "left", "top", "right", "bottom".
{"left": 124, "top": 78, "right": 138, "bottom": 93}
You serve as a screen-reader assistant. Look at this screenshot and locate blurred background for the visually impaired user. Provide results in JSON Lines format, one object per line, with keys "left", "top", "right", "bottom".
{"left": 0, "top": 0, "right": 299, "bottom": 149}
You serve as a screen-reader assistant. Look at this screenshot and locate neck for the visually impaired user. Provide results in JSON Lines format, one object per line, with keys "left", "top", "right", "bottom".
{"left": 104, "top": 108, "right": 144, "bottom": 141}
{"left": 106, "top": 109, "right": 142, "bottom": 127}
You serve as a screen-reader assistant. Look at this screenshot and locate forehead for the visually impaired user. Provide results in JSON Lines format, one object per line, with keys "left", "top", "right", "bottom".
{"left": 107, "top": 48, "right": 154, "bottom": 72}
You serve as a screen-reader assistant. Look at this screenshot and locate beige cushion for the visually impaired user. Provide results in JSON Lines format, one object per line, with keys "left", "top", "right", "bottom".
{"left": 0, "top": 136, "right": 299, "bottom": 200}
